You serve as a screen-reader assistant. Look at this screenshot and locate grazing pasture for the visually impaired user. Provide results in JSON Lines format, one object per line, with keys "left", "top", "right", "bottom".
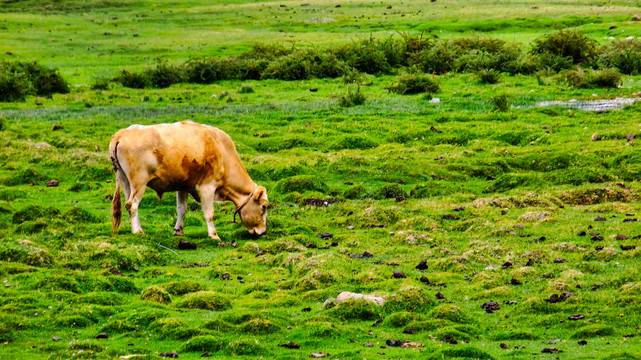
{"left": 1, "top": 0, "right": 641, "bottom": 359}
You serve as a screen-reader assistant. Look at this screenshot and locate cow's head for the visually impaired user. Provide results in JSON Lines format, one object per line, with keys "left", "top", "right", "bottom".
{"left": 239, "top": 186, "right": 268, "bottom": 235}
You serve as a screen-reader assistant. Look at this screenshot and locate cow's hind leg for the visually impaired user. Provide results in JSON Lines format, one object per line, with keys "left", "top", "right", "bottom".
{"left": 197, "top": 185, "right": 220, "bottom": 240}
{"left": 174, "top": 190, "right": 188, "bottom": 236}
{"left": 126, "top": 183, "right": 146, "bottom": 234}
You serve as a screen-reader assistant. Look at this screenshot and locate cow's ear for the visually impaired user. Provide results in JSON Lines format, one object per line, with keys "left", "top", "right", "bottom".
{"left": 254, "top": 187, "right": 265, "bottom": 201}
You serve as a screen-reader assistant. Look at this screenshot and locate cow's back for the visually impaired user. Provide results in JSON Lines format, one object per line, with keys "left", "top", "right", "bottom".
{"left": 111, "top": 121, "right": 229, "bottom": 194}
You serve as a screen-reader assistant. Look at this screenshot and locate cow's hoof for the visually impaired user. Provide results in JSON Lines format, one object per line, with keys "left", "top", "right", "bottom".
{"left": 173, "top": 229, "right": 184, "bottom": 236}
{"left": 210, "top": 234, "right": 221, "bottom": 241}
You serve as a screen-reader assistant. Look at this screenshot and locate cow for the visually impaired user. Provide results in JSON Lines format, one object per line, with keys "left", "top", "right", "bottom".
{"left": 109, "top": 121, "right": 268, "bottom": 240}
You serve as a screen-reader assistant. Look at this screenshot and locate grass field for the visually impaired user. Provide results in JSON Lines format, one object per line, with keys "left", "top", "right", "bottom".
{"left": 2, "top": 0, "right": 641, "bottom": 359}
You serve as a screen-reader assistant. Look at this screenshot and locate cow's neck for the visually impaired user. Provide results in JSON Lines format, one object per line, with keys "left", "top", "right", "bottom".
{"left": 217, "top": 163, "right": 255, "bottom": 207}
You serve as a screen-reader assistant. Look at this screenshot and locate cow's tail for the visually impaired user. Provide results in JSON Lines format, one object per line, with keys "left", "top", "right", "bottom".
{"left": 110, "top": 141, "right": 122, "bottom": 235}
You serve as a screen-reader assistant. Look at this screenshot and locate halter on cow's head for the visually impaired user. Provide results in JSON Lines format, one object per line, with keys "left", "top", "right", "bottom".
{"left": 233, "top": 185, "right": 268, "bottom": 235}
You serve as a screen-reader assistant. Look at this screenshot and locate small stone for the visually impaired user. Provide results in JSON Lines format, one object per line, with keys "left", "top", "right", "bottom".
{"left": 309, "top": 353, "right": 325, "bottom": 358}
{"left": 302, "top": 307, "right": 311, "bottom": 312}
{"left": 595, "top": 245, "right": 604, "bottom": 251}
{"left": 415, "top": 260, "right": 428, "bottom": 270}
{"left": 578, "top": 340, "right": 587, "bottom": 346}
{"left": 159, "top": 353, "right": 178, "bottom": 358}
{"left": 453, "top": 206, "right": 465, "bottom": 212}
{"left": 364, "top": 342, "right": 373, "bottom": 347}
{"left": 501, "top": 261, "right": 513, "bottom": 269}
{"left": 542, "top": 348, "right": 562, "bottom": 354}
{"left": 554, "top": 258, "right": 567, "bottom": 263}
{"left": 620, "top": 245, "right": 636, "bottom": 251}
{"left": 435, "top": 292, "right": 445, "bottom": 300}
{"left": 594, "top": 216, "right": 606, "bottom": 221}
{"left": 526, "top": 258, "right": 534, "bottom": 266}
{"left": 403, "top": 328, "right": 414, "bottom": 334}
{"left": 347, "top": 225, "right": 354, "bottom": 230}
{"left": 52, "top": 336, "right": 60, "bottom": 342}
{"left": 392, "top": 271, "right": 407, "bottom": 279}
{"left": 568, "top": 314, "right": 585, "bottom": 321}
{"left": 316, "top": 233, "right": 333, "bottom": 240}
{"left": 623, "top": 218, "right": 637, "bottom": 223}
{"left": 510, "top": 278, "right": 522, "bottom": 285}
{"left": 279, "top": 341, "right": 301, "bottom": 349}
{"left": 481, "top": 301, "right": 500, "bottom": 312}
{"left": 442, "top": 214, "right": 460, "bottom": 220}
{"left": 577, "top": 231, "right": 586, "bottom": 236}
{"left": 96, "top": 333, "right": 109, "bottom": 339}
{"left": 221, "top": 273, "right": 230, "bottom": 280}
{"left": 46, "top": 180, "right": 59, "bottom": 187}
{"left": 419, "top": 276, "right": 431, "bottom": 285}
{"left": 500, "top": 343, "right": 509, "bottom": 349}
{"left": 386, "top": 340, "right": 404, "bottom": 347}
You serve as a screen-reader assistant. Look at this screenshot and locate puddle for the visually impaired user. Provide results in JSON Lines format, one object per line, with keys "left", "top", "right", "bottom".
{"left": 534, "top": 97, "right": 640, "bottom": 111}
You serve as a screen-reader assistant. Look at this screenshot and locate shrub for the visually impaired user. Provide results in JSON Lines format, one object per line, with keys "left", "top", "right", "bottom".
{"left": 490, "top": 94, "right": 510, "bottom": 112}
{"left": 559, "top": 68, "right": 622, "bottom": 88}
{"left": 387, "top": 72, "right": 440, "bottom": 95}
{"left": 262, "top": 49, "right": 347, "bottom": 80}
{"left": 531, "top": 29, "right": 597, "bottom": 64}
{"left": 0, "top": 68, "right": 32, "bottom": 102}
{"left": 6, "top": 61, "right": 70, "bottom": 96}
{"left": 90, "top": 77, "right": 111, "bottom": 90}
{"left": 338, "top": 84, "right": 366, "bottom": 107}
{"left": 334, "top": 37, "right": 393, "bottom": 74}
{"left": 239, "top": 42, "right": 293, "bottom": 60}
{"left": 477, "top": 69, "right": 502, "bottom": 84}
{"left": 598, "top": 38, "right": 641, "bottom": 74}
{"left": 116, "top": 69, "right": 150, "bottom": 89}
{"left": 414, "top": 42, "right": 455, "bottom": 74}
{"left": 146, "top": 58, "right": 187, "bottom": 88}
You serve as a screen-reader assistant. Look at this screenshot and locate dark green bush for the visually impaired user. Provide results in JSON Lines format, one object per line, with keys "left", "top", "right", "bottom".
{"left": 598, "top": 38, "right": 641, "bottom": 74}
{"left": 387, "top": 72, "right": 440, "bottom": 95}
{"left": 116, "top": 69, "right": 150, "bottom": 89}
{"left": 559, "top": 68, "right": 622, "bottom": 88}
{"left": 0, "top": 69, "right": 31, "bottom": 102}
{"left": 338, "top": 85, "right": 366, "bottom": 107}
{"left": 185, "top": 56, "right": 244, "bottom": 83}
{"left": 6, "top": 61, "right": 70, "bottom": 96}
{"left": 477, "top": 69, "right": 502, "bottom": 84}
{"left": 146, "top": 58, "right": 187, "bottom": 88}
{"left": 414, "top": 42, "right": 455, "bottom": 74}
{"left": 90, "top": 76, "right": 111, "bottom": 90}
{"left": 239, "top": 42, "right": 293, "bottom": 60}
{"left": 262, "top": 50, "right": 347, "bottom": 80}
{"left": 490, "top": 94, "right": 510, "bottom": 112}
{"left": 334, "top": 38, "right": 393, "bottom": 75}
{"left": 531, "top": 29, "right": 597, "bottom": 64}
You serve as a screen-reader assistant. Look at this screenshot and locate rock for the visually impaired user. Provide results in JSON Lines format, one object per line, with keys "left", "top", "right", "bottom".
{"left": 333, "top": 291, "right": 386, "bottom": 306}
{"left": 364, "top": 342, "right": 373, "bottom": 347}
{"left": 316, "top": 233, "right": 333, "bottom": 240}
{"left": 510, "top": 278, "right": 522, "bottom": 285}
{"left": 221, "top": 273, "right": 230, "bottom": 280}
{"left": 309, "top": 353, "right": 325, "bottom": 358}
{"left": 620, "top": 245, "right": 636, "bottom": 251}
{"left": 178, "top": 240, "right": 197, "bottom": 250}
{"left": 52, "top": 124, "right": 64, "bottom": 131}
{"left": 442, "top": 214, "right": 460, "bottom": 220}
{"left": 568, "top": 314, "right": 585, "bottom": 321}
{"left": 392, "top": 271, "right": 407, "bottom": 279}
{"left": 349, "top": 252, "right": 373, "bottom": 258}
{"left": 309, "top": 88, "right": 318, "bottom": 92}
{"left": 403, "top": 328, "right": 414, "bottom": 334}
{"left": 306, "top": 243, "right": 317, "bottom": 249}
{"left": 501, "top": 261, "right": 513, "bottom": 269}
{"left": 109, "top": 268, "right": 122, "bottom": 276}
{"left": 420, "top": 276, "right": 431, "bottom": 285}
{"left": 430, "top": 126, "right": 442, "bottom": 133}
{"left": 96, "top": 333, "right": 109, "bottom": 339}
{"left": 577, "top": 231, "right": 586, "bottom": 236}
{"left": 617, "top": 234, "right": 629, "bottom": 240}
{"left": 500, "top": 343, "right": 509, "bottom": 349}
{"left": 626, "top": 134, "right": 636, "bottom": 142}
{"left": 302, "top": 307, "right": 311, "bottom": 312}
{"left": 594, "top": 216, "right": 606, "bottom": 221}
{"left": 46, "top": 180, "right": 59, "bottom": 187}
{"left": 440, "top": 337, "right": 458, "bottom": 344}
{"left": 481, "top": 301, "right": 500, "bottom": 313}
{"left": 401, "top": 342, "right": 424, "bottom": 348}
{"left": 623, "top": 218, "right": 637, "bottom": 223}
{"left": 595, "top": 245, "right": 604, "bottom": 251}
{"left": 386, "top": 340, "right": 404, "bottom": 347}
{"left": 504, "top": 300, "right": 517, "bottom": 305}
{"left": 578, "top": 340, "right": 587, "bottom": 346}
{"left": 52, "top": 336, "right": 60, "bottom": 341}
{"left": 279, "top": 342, "right": 301, "bottom": 349}
{"left": 526, "top": 258, "right": 534, "bottom": 266}
{"left": 159, "top": 353, "right": 178, "bottom": 358}
{"left": 347, "top": 225, "right": 354, "bottom": 230}
{"left": 542, "top": 348, "right": 562, "bottom": 354}
{"left": 415, "top": 260, "right": 428, "bottom": 270}
{"left": 591, "top": 235, "right": 604, "bottom": 241}
{"left": 435, "top": 292, "right": 445, "bottom": 300}
{"left": 554, "top": 258, "right": 567, "bottom": 263}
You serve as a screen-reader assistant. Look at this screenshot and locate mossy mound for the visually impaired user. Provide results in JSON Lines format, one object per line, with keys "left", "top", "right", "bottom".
{"left": 176, "top": 291, "right": 232, "bottom": 311}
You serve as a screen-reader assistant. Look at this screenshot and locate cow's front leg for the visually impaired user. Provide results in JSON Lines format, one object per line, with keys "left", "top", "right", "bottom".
{"left": 197, "top": 185, "right": 220, "bottom": 240}
{"left": 173, "top": 190, "right": 189, "bottom": 236}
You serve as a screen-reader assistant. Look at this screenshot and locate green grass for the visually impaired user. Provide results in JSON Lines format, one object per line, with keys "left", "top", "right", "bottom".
{"left": 2, "top": 0, "right": 641, "bottom": 359}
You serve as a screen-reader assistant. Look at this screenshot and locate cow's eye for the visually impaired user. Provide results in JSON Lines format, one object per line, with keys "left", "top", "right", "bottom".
{"left": 262, "top": 204, "right": 268, "bottom": 211}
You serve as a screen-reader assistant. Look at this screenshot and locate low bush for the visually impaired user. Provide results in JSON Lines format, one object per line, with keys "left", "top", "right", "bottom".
{"left": 598, "top": 38, "right": 641, "bottom": 74}
{"left": 387, "top": 72, "right": 440, "bottom": 95}
{"left": 477, "top": 69, "right": 502, "bottom": 84}
{"left": 146, "top": 58, "right": 187, "bottom": 88}
{"left": 490, "top": 94, "right": 510, "bottom": 112}
{"left": 116, "top": 69, "right": 150, "bottom": 89}
{"left": 7, "top": 61, "right": 70, "bottom": 96}
{"left": 338, "top": 84, "right": 366, "bottom": 107}
{"left": 531, "top": 29, "right": 598, "bottom": 64}
{"left": 262, "top": 49, "right": 347, "bottom": 80}
{"left": 559, "top": 68, "right": 622, "bottom": 88}
{"left": 0, "top": 69, "right": 31, "bottom": 102}
{"left": 334, "top": 38, "right": 393, "bottom": 75}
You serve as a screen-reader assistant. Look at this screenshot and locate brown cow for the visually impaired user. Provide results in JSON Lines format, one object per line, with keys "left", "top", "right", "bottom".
{"left": 109, "top": 121, "right": 268, "bottom": 239}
